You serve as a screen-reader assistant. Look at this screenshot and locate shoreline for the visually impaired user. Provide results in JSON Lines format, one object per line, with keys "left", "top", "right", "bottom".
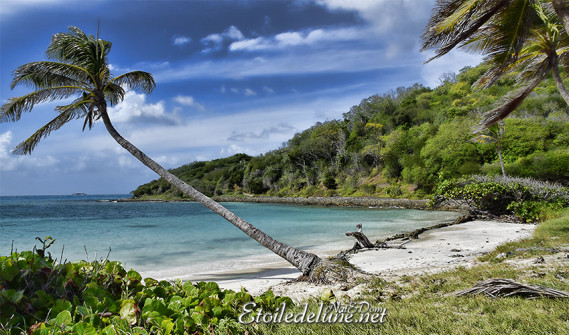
{"left": 213, "top": 219, "right": 536, "bottom": 301}
{"left": 123, "top": 195, "right": 468, "bottom": 212}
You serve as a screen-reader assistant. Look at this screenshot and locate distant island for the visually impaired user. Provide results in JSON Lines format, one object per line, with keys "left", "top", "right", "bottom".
{"left": 71, "top": 193, "right": 87, "bottom": 196}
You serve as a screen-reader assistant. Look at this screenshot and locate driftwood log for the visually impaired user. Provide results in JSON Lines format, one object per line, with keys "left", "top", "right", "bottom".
{"left": 345, "top": 224, "right": 375, "bottom": 248}
{"left": 455, "top": 278, "right": 569, "bottom": 299}
{"left": 345, "top": 224, "right": 410, "bottom": 249}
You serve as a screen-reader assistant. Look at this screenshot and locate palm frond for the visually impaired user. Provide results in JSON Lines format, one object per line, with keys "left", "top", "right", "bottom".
{"left": 422, "top": 0, "right": 509, "bottom": 62}
{"left": 103, "top": 83, "right": 126, "bottom": 106}
{"left": 11, "top": 61, "right": 92, "bottom": 90}
{"left": 476, "top": 61, "right": 550, "bottom": 131}
{"left": 12, "top": 108, "right": 78, "bottom": 155}
{"left": 47, "top": 26, "right": 111, "bottom": 76}
{"left": 109, "top": 71, "right": 155, "bottom": 95}
{"left": 0, "top": 86, "right": 84, "bottom": 123}
{"left": 435, "top": 0, "right": 479, "bottom": 33}
{"left": 485, "top": 0, "right": 536, "bottom": 66}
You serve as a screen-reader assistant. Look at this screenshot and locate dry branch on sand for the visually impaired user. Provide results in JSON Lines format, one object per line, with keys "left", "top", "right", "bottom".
{"left": 455, "top": 278, "right": 569, "bottom": 299}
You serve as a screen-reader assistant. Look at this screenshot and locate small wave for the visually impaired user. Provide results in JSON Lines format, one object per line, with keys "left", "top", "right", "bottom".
{"left": 211, "top": 236, "right": 250, "bottom": 243}
{"left": 124, "top": 224, "right": 158, "bottom": 228}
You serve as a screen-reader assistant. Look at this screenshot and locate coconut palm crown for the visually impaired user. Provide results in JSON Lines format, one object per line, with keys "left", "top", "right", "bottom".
{"left": 0, "top": 26, "right": 325, "bottom": 278}
{"left": 2, "top": 27, "right": 155, "bottom": 154}
{"left": 422, "top": 0, "right": 569, "bottom": 130}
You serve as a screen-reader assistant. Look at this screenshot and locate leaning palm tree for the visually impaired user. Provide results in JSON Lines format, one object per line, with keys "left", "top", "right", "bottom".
{"left": 0, "top": 27, "right": 325, "bottom": 279}
{"left": 422, "top": 0, "right": 569, "bottom": 129}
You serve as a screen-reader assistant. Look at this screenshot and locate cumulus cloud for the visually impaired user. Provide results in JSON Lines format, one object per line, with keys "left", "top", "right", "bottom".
{"left": 173, "top": 95, "right": 206, "bottom": 111}
{"left": 172, "top": 35, "right": 191, "bottom": 46}
{"left": 201, "top": 25, "right": 245, "bottom": 53}
{"left": 316, "top": 0, "right": 435, "bottom": 58}
{"left": 108, "top": 92, "right": 182, "bottom": 126}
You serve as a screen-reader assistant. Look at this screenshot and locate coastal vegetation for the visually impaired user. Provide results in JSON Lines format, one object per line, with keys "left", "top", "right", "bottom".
{"left": 0, "top": 238, "right": 291, "bottom": 334}
{"left": 132, "top": 64, "right": 569, "bottom": 221}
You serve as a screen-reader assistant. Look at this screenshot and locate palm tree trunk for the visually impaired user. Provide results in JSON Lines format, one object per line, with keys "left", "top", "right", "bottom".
{"left": 551, "top": 55, "right": 569, "bottom": 105}
{"left": 497, "top": 141, "right": 506, "bottom": 177}
{"left": 552, "top": 0, "right": 569, "bottom": 37}
{"left": 99, "top": 110, "right": 322, "bottom": 276}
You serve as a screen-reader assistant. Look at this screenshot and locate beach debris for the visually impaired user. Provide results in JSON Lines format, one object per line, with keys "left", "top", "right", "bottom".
{"left": 346, "top": 224, "right": 412, "bottom": 250}
{"left": 455, "top": 278, "right": 569, "bottom": 299}
{"left": 346, "top": 224, "right": 375, "bottom": 249}
{"left": 534, "top": 256, "right": 545, "bottom": 264}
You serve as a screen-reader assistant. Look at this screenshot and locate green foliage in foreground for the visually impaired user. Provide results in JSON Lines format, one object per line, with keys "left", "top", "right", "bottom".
{"left": 431, "top": 175, "right": 569, "bottom": 222}
{"left": 0, "top": 238, "right": 292, "bottom": 334}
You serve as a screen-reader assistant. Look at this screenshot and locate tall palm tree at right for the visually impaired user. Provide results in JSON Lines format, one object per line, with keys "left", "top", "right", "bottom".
{"left": 422, "top": 0, "right": 569, "bottom": 130}
{"left": 0, "top": 27, "right": 326, "bottom": 280}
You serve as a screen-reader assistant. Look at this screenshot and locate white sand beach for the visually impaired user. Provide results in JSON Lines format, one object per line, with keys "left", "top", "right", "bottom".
{"left": 215, "top": 220, "right": 536, "bottom": 301}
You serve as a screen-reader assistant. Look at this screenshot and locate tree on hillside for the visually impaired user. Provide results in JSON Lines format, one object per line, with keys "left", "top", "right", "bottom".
{"left": 469, "top": 122, "right": 507, "bottom": 177}
{"left": 0, "top": 27, "right": 325, "bottom": 279}
{"left": 422, "top": 0, "right": 569, "bottom": 129}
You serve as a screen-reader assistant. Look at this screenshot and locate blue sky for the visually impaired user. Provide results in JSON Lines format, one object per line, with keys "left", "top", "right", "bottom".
{"left": 0, "top": 0, "right": 482, "bottom": 196}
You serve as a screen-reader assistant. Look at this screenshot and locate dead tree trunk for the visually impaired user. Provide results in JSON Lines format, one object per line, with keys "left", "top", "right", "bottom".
{"left": 345, "top": 224, "right": 375, "bottom": 249}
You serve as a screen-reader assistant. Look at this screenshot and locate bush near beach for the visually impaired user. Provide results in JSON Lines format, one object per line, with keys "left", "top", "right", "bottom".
{"left": 0, "top": 238, "right": 292, "bottom": 334}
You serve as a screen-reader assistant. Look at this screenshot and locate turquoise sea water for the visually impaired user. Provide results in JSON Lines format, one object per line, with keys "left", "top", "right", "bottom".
{"left": 0, "top": 194, "right": 460, "bottom": 280}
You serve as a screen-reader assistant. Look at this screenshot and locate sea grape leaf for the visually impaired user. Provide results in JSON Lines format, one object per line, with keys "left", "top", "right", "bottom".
{"left": 120, "top": 300, "right": 138, "bottom": 326}
{"left": 55, "top": 310, "right": 72, "bottom": 326}
{"left": 0, "top": 260, "right": 19, "bottom": 281}
{"left": 1, "top": 289, "right": 24, "bottom": 304}
{"left": 73, "top": 322, "right": 98, "bottom": 335}
{"left": 127, "top": 269, "right": 142, "bottom": 284}
{"left": 160, "top": 319, "right": 174, "bottom": 334}
{"left": 144, "top": 277, "right": 158, "bottom": 287}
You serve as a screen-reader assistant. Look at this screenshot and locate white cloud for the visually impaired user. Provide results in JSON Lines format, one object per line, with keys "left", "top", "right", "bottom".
{"left": 224, "top": 26, "right": 244, "bottom": 40}
{"left": 317, "top": 0, "right": 433, "bottom": 33}
{"left": 263, "top": 86, "right": 275, "bottom": 94}
{"left": 421, "top": 49, "right": 483, "bottom": 88}
{"left": 0, "top": 131, "right": 58, "bottom": 172}
{"left": 315, "top": 0, "right": 435, "bottom": 59}
{"left": 173, "top": 35, "right": 191, "bottom": 46}
{"left": 108, "top": 92, "right": 182, "bottom": 126}
{"left": 229, "top": 26, "right": 362, "bottom": 51}
{"left": 244, "top": 88, "right": 257, "bottom": 96}
{"left": 202, "top": 33, "right": 223, "bottom": 44}
{"left": 173, "top": 95, "right": 205, "bottom": 111}
{"left": 201, "top": 25, "right": 245, "bottom": 53}
{"left": 154, "top": 47, "right": 396, "bottom": 83}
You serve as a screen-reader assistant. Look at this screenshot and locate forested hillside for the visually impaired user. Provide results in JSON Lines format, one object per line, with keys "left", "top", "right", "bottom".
{"left": 132, "top": 64, "right": 569, "bottom": 200}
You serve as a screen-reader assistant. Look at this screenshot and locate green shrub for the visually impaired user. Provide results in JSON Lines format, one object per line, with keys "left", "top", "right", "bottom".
{"left": 0, "top": 238, "right": 292, "bottom": 334}
{"left": 431, "top": 175, "right": 569, "bottom": 222}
